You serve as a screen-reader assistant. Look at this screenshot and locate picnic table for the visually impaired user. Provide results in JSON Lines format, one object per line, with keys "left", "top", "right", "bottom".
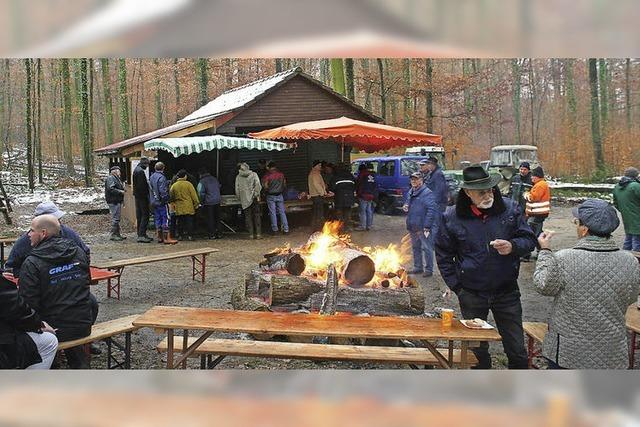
{"left": 0, "top": 237, "right": 17, "bottom": 269}
{"left": 627, "top": 303, "right": 640, "bottom": 368}
{"left": 92, "top": 248, "right": 219, "bottom": 299}
{"left": 133, "top": 306, "right": 501, "bottom": 369}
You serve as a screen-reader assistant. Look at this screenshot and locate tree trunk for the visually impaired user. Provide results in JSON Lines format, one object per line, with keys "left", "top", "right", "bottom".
{"left": 511, "top": 59, "right": 522, "bottom": 145}
{"left": 88, "top": 58, "right": 94, "bottom": 154}
{"left": 425, "top": 58, "right": 434, "bottom": 133}
{"left": 36, "top": 58, "right": 42, "bottom": 184}
{"left": 598, "top": 58, "right": 608, "bottom": 137}
{"left": 563, "top": 59, "right": 577, "bottom": 137}
{"left": 588, "top": 58, "right": 605, "bottom": 171}
{"left": 260, "top": 252, "right": 306, "bottom": 276}
{"left": 196, "top": 58, "right": 209, "bottom": 108}
{"left": 101, "top": 59, "right": 114, "bottom": 147}
{"left": 625, "top": 58, "right": 631, "bottom": 131}
{"left": 61, "top": 59, "right": 74, "bottom": 175}
{"left": 0, "top": 60, "right": 5, "bottom": 170}
{"left": 79, "top": 58, "right": 92, "bottom": 187}
{"left": 310, "top": 284, "right": 425, "bottom": 316}
{"left": 377, "top": 58, "right": 386, "bottom": 120}
{"left": 173, "top": 58, "right": 181, "bottom": 121}
{"left": 117, "top": 59, "right": 130, "bottom": 140}
{"left": 528, "top": 58, "right": 536, "bottom": 145}
{"left": 153, "top": 58, "right": 163, "bottom": 128}
{"left": 24, "top": 59, "right": 34, "bottom": 190}
{"left": 330, "top": 58, "right": 345, "bottom": 96}
{"left": 402, "top": 58, "right": 411, "bottom": 127}
{"left": 344, "top": 58, "right": 355, "bottom": 101}
{"left": 224, "top": 58, "right": 234, "bottom": 88}
{"left": 275, "top": 59, "right": 283, "bottom": 73}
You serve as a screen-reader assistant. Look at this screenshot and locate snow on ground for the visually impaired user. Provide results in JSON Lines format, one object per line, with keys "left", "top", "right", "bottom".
{"left": 12, "top": 187, "right": 105, "bottom": 208}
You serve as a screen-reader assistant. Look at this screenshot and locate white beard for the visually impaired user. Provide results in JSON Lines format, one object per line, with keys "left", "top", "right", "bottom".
{"left": 476, "top": 198, "right": 494, "bottom": 209}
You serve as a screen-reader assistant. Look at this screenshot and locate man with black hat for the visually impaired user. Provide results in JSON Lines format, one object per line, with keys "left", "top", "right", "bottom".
{"left": 534, "top": 199, "right": 640, "bottom": 369}
{"left": 132, "top": 157, "right": 153, "bottom": 243}
{"left": 422, "top": 157, "right": 448, "bottom": 213}
{"left": 436, "top": 165, "right": 536, "bottom": 369}
{"left": 105, "top": 166, "right": 126, "bottom": 241}
{"left": 508, "top": 162, "right": 533, "bottom": 213}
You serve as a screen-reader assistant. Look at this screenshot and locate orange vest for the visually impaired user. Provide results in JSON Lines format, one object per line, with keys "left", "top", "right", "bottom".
{"left": 525, "top": 179, "right": 551, "bottom": 217}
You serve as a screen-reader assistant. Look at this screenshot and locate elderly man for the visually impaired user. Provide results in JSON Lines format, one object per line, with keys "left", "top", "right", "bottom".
{"left": 422, "top": 157, "right": 448, "bottom": 213}
{"left": 149, "top": 162, "right": 177, "bottom": 244}
{"left": 436, "top": 165, "right": 537, "bottom": 369}
{"left": 132, "top": 157, "right": 153, "bottom": 243}
{"left": 613, "top": 167, "right": 640, "bottom": 251}
{"left": 104, "top": 165, "right": 126, "bottom": 241}
{"left": 18, "top": 214, "right": 93, "bottom": 369}
{"left": 404, "top": 172, "right": 439, "bottom": 277}
{"left": 534, "top": 199, "right": 640, "bottom": 369}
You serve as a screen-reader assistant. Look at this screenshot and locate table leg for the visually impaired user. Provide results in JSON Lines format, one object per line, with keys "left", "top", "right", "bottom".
{"left": 421, "top": 340, "right": 451, "bottom": 369}
{"left": 167, "top": 329, "right": 174, "bottom": 369}
{"left": 1, "top": 243, "right": 4, "bottom": 269}
{"left": 527, "top": 335, "right": 534, "bottom": 369}
{"left": 173, "top": 331, "right": 213, "bottom": 368}
{"left": 460, "top": 341, "right": 469, "bottom": 369}
{"left": 125, "top": 332, "right": 131, "bottom": 369}
{"left": 182, "top": 329, "right": 189, "bottom": 369}
{"left": 629, "top": 331, "right": 637, "bottom": 370}
{"left": 448, "top": 341, "right": 454, "bottom": 366}
{"left": 191, "top": 255, "right": 206, "bottom": 284}
{"left": 201, "top": 255, "right": 206, "bottom": 283}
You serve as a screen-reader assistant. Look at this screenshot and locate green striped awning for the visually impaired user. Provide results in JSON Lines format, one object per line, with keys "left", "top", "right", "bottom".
{"left": 144, "top": 135, "right": 291, "bottom": 157}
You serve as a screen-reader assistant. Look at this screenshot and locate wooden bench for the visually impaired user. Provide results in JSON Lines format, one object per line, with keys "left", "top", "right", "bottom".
{"left": 58, "top": 314, "right": 140, "bottom": 369}
{"left": 523, "top": 322, "right": 548, "bottom": 368}
{"left": 156, "top": 337, "right": 478, "bottom": 369}
{"left": 92, "top": 248, "right": 219, "bottom": 299}
{"left": 627, "top": 303, "right": 640, "bottom": 369}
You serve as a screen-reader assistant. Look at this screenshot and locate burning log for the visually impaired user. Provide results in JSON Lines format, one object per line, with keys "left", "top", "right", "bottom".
{"left": 339, "top": 248, "right": 376, "bottom": 287}
{"left": 319, "top": 264, "right": 339, "bottom": 315}
{"left": 269, "top": 275, "right": 324, "bottom": 305}
{"left": 260, "top": 251, "right": 306, "bottom": 276}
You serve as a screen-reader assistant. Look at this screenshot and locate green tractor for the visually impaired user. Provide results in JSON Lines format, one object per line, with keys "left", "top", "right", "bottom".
{"left": 487, "top": 145, "right": 539, "bottom": 195}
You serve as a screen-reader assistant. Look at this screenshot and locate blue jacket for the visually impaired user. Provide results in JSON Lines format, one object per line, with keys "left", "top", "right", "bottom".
{"left": 6, "top": 224, "right": 91, "bottom": 278}
{"left": 149, "top": 171, "right": 169, "bottom": 206}
{"left": 405, "top": 184, "right": 438, "bottom": 232}
{"left": 197, "top": 173, "right": 221, "bottom": 205}
{"left": 425, "top": 166, "right": 448, "bottom": 210}
{"left": 435, "top": 192, "right": 536, "bottom": 294}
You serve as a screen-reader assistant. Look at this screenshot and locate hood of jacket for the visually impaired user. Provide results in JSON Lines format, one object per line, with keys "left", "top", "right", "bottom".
{"left": 30, "top": 236, "right": 79, "bottom": 264}
{"left": 239, "top": 169, "right": 253, "bottom": 178}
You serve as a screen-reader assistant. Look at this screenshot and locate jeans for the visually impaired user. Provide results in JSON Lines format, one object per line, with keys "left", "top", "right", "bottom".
{"left": 456, "top": 288, "right": 528, "bottom": 369}
{"left": 623, "top": 234, "right": 640, "bottom": 251}
{"left": 153, "top": 205, "right": 169, "bottom": 231}
{"left": 311, "top": 196, "right": 325, "bottom": 230}
{"left": 176, "top": 215, "right": 194, "bottom": 238}
{"left": 527, "top": 216, "right": 545, "bottom": 238}
{"left": 135, "top": 197, "right": 150, "bottom": 237}
{"left": 108, "top": 203, "right": 121, "bottom": 229}
{"left": 25, "top": 332, "right": 58, "bottom": 370}
{"left": 358, "top": 199, "right": 374, "bottom": 229}
{"left": 267, "top": 194, "right": 288, "bottom": 232}
{"left": 244, "top": 201, "right": 262, "bottom": 237}
{"left": 204, "top": 204, "right": 220, "bottom": 237}
{"left": 409, "top": 228, "right": 436, "bottom": 274}
{"left": 336, "top": 207, "right": 352, "bottom": 229}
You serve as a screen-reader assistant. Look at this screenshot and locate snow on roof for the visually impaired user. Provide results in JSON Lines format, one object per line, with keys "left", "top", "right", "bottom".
{"left": 178, "top": 68, "right": 300, "bottom": 124}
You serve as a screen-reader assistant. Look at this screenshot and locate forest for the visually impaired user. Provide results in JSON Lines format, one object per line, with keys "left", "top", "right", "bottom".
{"left": 0, "top": 58, "right": 638, "bottom": 188}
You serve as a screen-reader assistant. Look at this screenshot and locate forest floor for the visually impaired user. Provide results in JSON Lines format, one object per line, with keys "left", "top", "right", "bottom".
{"left": 1, "top": 195, "right": 631, "bottom": 370}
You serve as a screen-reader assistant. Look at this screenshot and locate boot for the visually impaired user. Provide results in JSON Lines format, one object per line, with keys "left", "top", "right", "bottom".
{"left": 110, "top": 225, "right": 125, "bottom": 241}
{"left": 163, "top": 230, "right": 178, "bottom": 245}
{"left": 156, "top": 229, "right": 164, "bottom": 243}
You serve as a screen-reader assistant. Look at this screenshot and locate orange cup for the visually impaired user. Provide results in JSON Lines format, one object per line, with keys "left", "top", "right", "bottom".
{"left": 441, "top": 309, "right": 454, "bottom": 328}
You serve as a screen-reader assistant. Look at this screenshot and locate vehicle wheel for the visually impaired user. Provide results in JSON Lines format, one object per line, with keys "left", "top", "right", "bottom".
{"left": 377, "top": 196, "right": 396, "bottom": 215}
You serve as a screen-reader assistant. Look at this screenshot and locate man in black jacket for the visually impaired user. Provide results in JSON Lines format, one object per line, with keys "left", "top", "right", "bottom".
{"left": 328, "top": 163, "right": 356, "bottom": 231}
{"left": 132, "top": 157, "right": 153, "bottom": 243}
{"left": 0, "top": 274, "right": 58, "bottom": 369}
{"left": 18, "top": 214, "right": 93, "bottom": 369}
{"left": 105, "top": 165, "right": 126, "bottom": 241}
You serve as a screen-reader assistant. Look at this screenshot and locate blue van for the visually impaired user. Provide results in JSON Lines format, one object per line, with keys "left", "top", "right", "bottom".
{"left": 351, "top": 156, "right": 459, "bottom": 214}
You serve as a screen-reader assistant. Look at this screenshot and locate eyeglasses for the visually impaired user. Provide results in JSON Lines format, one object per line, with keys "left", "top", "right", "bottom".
{"left": 572, "top": 218, "right": 581, "bottom": 226}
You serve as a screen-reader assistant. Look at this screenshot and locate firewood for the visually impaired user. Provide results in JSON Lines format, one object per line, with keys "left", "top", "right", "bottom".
{"left": 319, "top": 264, "right": 339, "bottom": 315}
{"left": 231, "top": 278, "right": 271, "bottom": 312}
{"left": 260, "top": 252, "right": 306, "bottom": 276}
{"left": 269, "top": 275, "right": 324, "bottom": 305}
{"left": 310, "top": 285, "right": 425, "bottom": 316}
{"left": 340, "top": 248, "right": 376, "bottom": 287}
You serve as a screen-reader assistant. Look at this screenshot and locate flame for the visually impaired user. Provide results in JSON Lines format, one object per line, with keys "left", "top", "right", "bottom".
{"left": 369, "top": 244, "right": 403, "bottom": 274}
{"left": 305, "top": 221, "right": 345, "bottom": 272}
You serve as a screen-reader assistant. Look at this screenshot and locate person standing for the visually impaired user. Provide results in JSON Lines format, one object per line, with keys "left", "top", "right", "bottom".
{"left": 169, "top": 170, "right": 200, "bottom": 241}
{"left": 613, "top": 167, "right": 640, "bottom": 251}
{"left": 423, "top": 157, "right": 448, "bottom": 213}
{"left": 404, "top": 172, "right": 439, "bottom": 277}
{"left": 256, "top": 159, "right": 268, "bottom": 182}
{"left": 534, "top": 199, "right": 640, "bottom": 369}
{"left": 149, "top": 162, "right": 177, "bottom": 244}
{"left": 262, "top": 161, "right": 289, "bottom": 235}
{"left": 235, "top": 163, "right": 263, "bottom": 239}
{"left": 308, "top": 160, "right": 329, "bottom": 231}
{"left": 104, "top": 166, "right": 126, "bottom": 241}
{"left": 132, "top": 157, "right": 152, "bottom": 243}
{"left": 19, "top": 214, "right": 94, "bottom": 369}
{"left": 436, "top": 165, "right": 536, "bottom": 369}
{"left": 524, "top": 166, "right": 551, "bottom": 260}
{"left": 418, "top": 158, "right": 431, "bottom": 182}
{"left": 355, "top": 163, "right": 377, "bottom": 231}
{"left": 508, "top": 162, "right": 533, "bottom": 213}
{"left": 328, "top": 163, "right": 356, "bottom": 231}
{"left": 0, "top": 274, "right": 58, "bottom": 369}
{"left": 197, "top": 167, "right": 222, "bottom": 240}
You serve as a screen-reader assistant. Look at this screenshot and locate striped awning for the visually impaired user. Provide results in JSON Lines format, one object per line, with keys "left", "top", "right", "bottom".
{"left": 144, "top": 135, "right": 291, "bottom": 157}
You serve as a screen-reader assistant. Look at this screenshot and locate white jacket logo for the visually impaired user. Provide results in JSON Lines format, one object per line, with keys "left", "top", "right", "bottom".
{"left": 49, "top": 263, "right": 79, "bottom": 275}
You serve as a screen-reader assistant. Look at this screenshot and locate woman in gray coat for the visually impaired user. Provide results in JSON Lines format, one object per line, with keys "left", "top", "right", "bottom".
{"left": 534, "top": 199, "right": 640, "bottom": 369}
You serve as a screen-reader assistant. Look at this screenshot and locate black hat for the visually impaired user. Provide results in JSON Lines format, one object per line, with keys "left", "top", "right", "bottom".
{"left": 572, "top": 199, "right": 619, "bottom": 236}
{"left": 426, "top": 156, "right": 438, "bottom": 165}
{"left": 410, "top": 172, "right": 423, "bottom": 179}
{"left": 459, "top": 165, "right": 502, "bottom": 190}
{"left": 312, "top": 160, "right": 322, "bottom": 167}
{"left": 532, "top": 166, "right": 544, "bottom": 178}
{"left": 110, "top": 165, "right": 120, "bottom": 172}
{"left": 519, "top": 162, "right": 531, "bottom": 170}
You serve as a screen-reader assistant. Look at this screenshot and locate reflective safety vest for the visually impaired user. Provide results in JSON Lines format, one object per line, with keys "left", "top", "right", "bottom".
{"left": 525, "top": 179, "right": 551, "bottom": 217}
